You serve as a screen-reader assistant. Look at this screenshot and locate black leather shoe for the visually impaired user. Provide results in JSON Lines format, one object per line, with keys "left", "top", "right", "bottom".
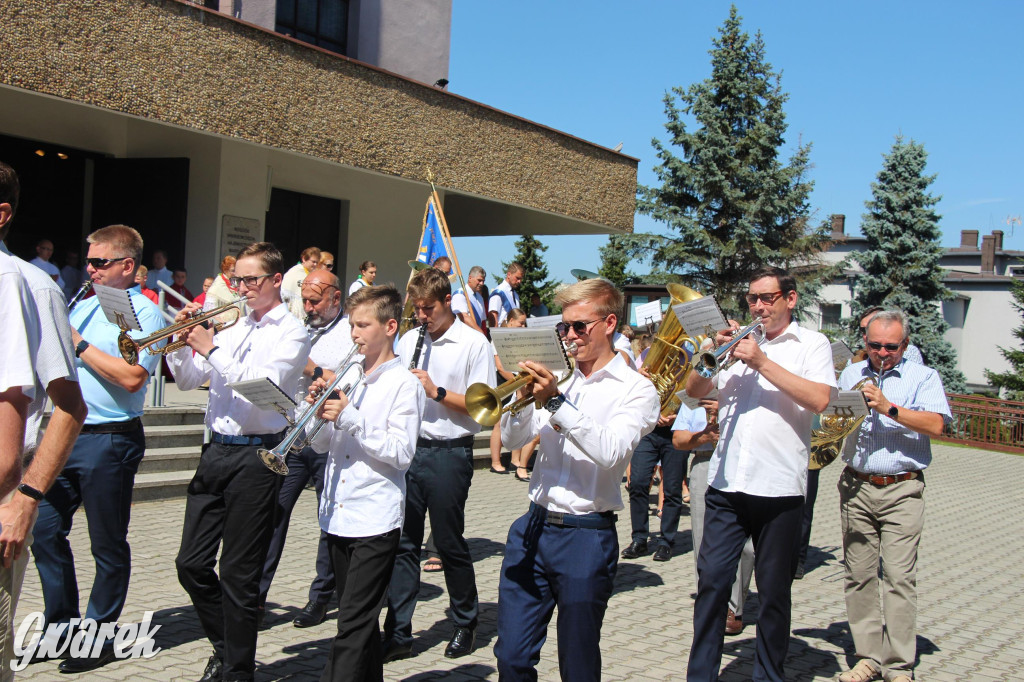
{"left": 382, "top": 639, "right": 413, "bottom": 663}
{"left": 620, "top": 539, "right": 648, "bottom": 559}
{"left": 198, "top": 655, "right": 223, "bottom": 681}
{"left": 794, "top": 563, "right": 806, "bottom": 580}
{"left": 293, "top": 600, "right": 329, "bottom": 628}
{"left": 653, "top": 545, "right": 672, "bottom": 562}
{"left": 444, "top": 626, "right": 475, "bottom": 658}
{"left": 58, "top": 646, "right": 117, "bottom": 673}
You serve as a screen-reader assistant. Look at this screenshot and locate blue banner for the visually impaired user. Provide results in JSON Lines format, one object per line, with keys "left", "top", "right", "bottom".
{"left": 416, "top": 197, "right": 451, "bottom": 273}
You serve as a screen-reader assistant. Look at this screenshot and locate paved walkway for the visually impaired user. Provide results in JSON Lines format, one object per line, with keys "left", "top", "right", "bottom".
{"left": 14, "top": 443, "right": 1024, "bottom": 681}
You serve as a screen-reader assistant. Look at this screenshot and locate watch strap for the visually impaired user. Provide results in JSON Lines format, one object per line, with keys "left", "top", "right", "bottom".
{"left": 17, "top": 483, "right": 45, "bottom": 501}
{"left": 75, "top": 340, "right": 90, "bottom": 358}
{"left": 433, "top": 386, "right": 447, "bottom": 403}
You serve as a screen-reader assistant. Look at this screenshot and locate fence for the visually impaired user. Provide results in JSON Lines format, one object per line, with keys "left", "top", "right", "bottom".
{"left": 937, "top": 393, "right": 1024, "bottom": 454}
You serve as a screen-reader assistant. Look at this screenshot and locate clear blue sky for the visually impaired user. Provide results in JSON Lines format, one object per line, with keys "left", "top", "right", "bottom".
{"left": 447, "top": 1, "right": 1023, "bottom": 286}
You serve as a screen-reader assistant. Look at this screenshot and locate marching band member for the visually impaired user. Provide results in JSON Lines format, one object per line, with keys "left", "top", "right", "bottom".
{"left": 685, "top": 266, "right": 836, "bottom": 682}
{"left": 258, "top": 269, "right": 354, "bottom": 628}
{"left": 32, "top": 225, "right": 164, "bottom": 672}
{"left": 167, "top": 242, "right": 309, "bottom": 682}
{"left": 307, "top": 284, "right": 424, "bottom": 681}
{"left": 382, "top": 267, "right": 494, "bottom": 662}
{"left": 495, "top": 278, "right": 660, "bottom": 681}
{"left": 451, "top": 265, "right": 488, "bottom": 335}
{"left": 487, "top": 262, "right": 523, "bottom": 328}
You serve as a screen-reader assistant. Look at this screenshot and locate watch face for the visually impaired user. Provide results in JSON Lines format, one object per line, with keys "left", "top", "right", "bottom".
{"left": 888, "top": 406, "right": 898, "bottom": 417}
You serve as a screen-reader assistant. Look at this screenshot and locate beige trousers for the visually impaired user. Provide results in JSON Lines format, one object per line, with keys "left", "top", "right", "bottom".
{"left": 839, "top": 470, "right": 924, "bottom": 681}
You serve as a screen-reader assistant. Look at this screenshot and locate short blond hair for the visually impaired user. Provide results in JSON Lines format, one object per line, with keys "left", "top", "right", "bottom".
{"left": 88, "top": 225, "right": 143, "bottom": 273}
{"left": 553, "top": 278, "right": 623, "bottom": 319}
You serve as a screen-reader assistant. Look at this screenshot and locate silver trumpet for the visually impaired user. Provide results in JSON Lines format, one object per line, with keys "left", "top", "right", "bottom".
{"left": 694, "top": 318, "right": 766, "bottom": 379}
{"left": 258, "top": 346, "right": 365, "bottom": 475}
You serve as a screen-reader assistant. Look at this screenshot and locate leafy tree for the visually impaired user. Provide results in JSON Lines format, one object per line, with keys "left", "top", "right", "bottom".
{"left": 598, "top": 234, "right": 638, "bottom": 289}
{"left": 499, "top": 234, "right": 559, "bottom": 311}
{"left": 985, "top": 279, "right": 1024, "bottom": 400}
{"left": 632, "top": 5, "right": 832, "bottom": 319}
{"left": 851, "top": 135, "right": 966, "bottom": 392}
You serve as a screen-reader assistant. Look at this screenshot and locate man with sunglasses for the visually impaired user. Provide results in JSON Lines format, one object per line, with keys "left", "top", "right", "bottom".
{"left": 685, "top": 266, "right": 837, "bottom": 682}
{"left": 30, "top": 224, "right": 164, "bottom": 671}
{"left": 257, "top": 269, "right": 352, "bottom": 629}
{"left": 835, "top": 309, "right": 950, "bottom": 682}
{"left": 494, "top": 278, "right": 660, "bottom": 680}
{"left": 853, "top": 307, "right": 924, "bottom": 365}
{"left": 167, "top": 242, "right": 309, "bottom": 682}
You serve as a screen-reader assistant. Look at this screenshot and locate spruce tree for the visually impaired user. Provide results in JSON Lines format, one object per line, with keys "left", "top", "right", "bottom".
{"left": 633, "top": 5, "right": 830, "bottom": 319}
{"left": 852, "top": 135, "right": 966, "bottom": 392}
{"left": 985, "top": 279, "right": 1024, "bottom": 400}
{"left": 500, "top": 234, "right": 558, "bottom": 311}
{"left": 598, "top": 235, "right": 637, "bottom": 289}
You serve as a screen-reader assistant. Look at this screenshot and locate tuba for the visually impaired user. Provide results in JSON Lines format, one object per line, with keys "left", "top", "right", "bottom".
{"left": 809, "top": 377, "right": 874, "bottom": 469}
{"left": 640, "top": 284, "right": 704, "bottom": 416}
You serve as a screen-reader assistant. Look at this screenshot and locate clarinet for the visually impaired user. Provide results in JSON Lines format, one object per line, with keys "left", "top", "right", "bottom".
{"left": 67, "top": 280, "right": 93, "bottom": 311}
{"left": 410, "top": 323, "right": 428, "bottom": 370}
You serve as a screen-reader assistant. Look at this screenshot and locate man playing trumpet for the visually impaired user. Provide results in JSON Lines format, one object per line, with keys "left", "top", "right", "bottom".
{"left": 685, "top": 267, "right": 836, "bottom": 682}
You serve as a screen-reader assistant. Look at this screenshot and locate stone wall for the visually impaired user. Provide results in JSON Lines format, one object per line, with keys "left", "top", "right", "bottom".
{"left": 1, "top": 0, "right": 637, "bottom": 231}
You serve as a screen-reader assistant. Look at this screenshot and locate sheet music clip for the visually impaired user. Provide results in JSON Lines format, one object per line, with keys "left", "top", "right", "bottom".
{"left": 642, "top": 315, "right": 656, "bottom": 335}
{"left": 92, "top": 283, "right": 143, "bottom": 331}
{"left": 226, "top": 378, "right": 297, "bottom": 418}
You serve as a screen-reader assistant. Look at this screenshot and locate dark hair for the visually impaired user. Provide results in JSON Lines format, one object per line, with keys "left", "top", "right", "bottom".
{"left": 507, "top": 262, "right": 524, "bottom": 276}
{"left": 237, "top": 242, "right": 286, "bottom": 275}
{"left": 407, "top": 266, "right": 451, "bottom": 303}
{"left": 346, "top": 283, "right": 402, "bottom": 326}
{"left": 749, "top": 266, "right": 795, "bottom": 294}
{"left": 0, "top": 161, "right": 20, "bottom": 241}
{"left": 360, "top": 260, "right": 376, "bottom": 271}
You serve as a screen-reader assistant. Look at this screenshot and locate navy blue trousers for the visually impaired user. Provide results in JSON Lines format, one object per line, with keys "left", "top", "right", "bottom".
{"left": 259, "top": 446, "right": 335, "bottom": 606}
{"left": 627, "top": 427, "right": 687, "bottom": 548}
{"left": 494, "top": 511, "right": 618, "bottom": 681}
{"left": 31, "top": 428, "right": 145, "bottom": 626}
{"left": 797, "top": 468, "right": 820, "bottom": 568}
{"left": 688, "top": 487, "right": 804, "bottom": 682}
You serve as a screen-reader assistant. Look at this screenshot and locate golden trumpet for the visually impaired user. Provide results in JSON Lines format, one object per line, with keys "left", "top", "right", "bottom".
{"left": 118, "top": 298, "right": 245, "bottom": 365}
{"left": 465, "top": 342, "right": 577, "bottom": 427}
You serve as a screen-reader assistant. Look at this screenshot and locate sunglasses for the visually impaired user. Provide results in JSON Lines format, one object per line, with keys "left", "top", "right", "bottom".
{"left": 555, "top": 317, "right": 607, "bottom": 337}
{"left": 86, "top": 256, "right": 128, "bottom": 269}
{"left": 866, "top": 341, "right": 903, "bottom": 352}
{"left": 744, "top": 291, "right": 785, "bottom": 306}
{"left": 322, "top": 262, "right": 334, "bottom": 269}
{"left": 228, "top": 274, "right": 273, "bottom": 288}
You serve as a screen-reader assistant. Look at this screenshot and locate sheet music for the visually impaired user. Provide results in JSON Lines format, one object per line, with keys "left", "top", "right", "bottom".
{"left": 823, "top": 390, "right": 870, "bottom": 419}
{"left": 92, "top": 283, "right": 142, "bottom": 331}
{"left": 676, "top": 388, "right": 719, "bottom": 411}
{"left": 490, "top": 328, "right": 571, "bottom": 375}
{"left": 525, "top": 314, "right": 561, "bottom": 329}
{"left": 635, "top": 300, "right": 663, "bottom": 327}
{"left": 672, "top": 297, "right": 728, "bottom": 340}
{"left": 831, "top": 340, "right": 853, "bottom": 367}
{"left": 227, "top": 378, "right": 297, "bottom": 412}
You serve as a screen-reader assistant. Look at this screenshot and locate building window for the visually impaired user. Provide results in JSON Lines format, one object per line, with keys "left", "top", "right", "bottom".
{"left": 276, "top": 0, "right": 349, "bottom": 55}
{"left": 821, "top": 304, "right": 842, "bottom": 331}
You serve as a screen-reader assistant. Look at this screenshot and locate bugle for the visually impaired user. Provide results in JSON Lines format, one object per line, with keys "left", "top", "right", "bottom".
{"left": 258, "top": 346, "right": 365, "bottom": 475}
{"left": 465, "top": 341, "right": 576, "bottom": 427}
{"left": 67, "top": 280, "right": 93, "bottom": 311}
{"left": 118, "top": 298, "right": 245, "bottom": 365}
{"left": 694, "top": 318, "right": 766, "bottom": 379}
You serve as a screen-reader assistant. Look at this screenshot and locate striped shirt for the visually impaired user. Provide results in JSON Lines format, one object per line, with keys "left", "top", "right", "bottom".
{"left": 839, "top": 357, "right": 952, "bottom": 475}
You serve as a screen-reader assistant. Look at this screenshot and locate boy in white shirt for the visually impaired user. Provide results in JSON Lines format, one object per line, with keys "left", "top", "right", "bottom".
{"left": 308, "top": 284, "right": 425, "bottom": 681}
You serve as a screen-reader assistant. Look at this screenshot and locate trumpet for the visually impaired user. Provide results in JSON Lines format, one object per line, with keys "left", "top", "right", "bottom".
{"left": 694, "top": 318, "right": 766, "bottom": 379}
{"left": 258, "top": 346, "right": 365, "bottom": 475}
{"left": 67, "top": 280, "right": 93, "bottom": 311}
{"left": 465, "top": 341, "right": 576, "bottom": 427}
{"left": 118, "top": 298, "right": 245, "bottom": 365}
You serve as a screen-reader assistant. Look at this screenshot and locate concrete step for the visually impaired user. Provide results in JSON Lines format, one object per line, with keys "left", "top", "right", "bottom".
{"left": 144, "top": 424, "right": 206, "bottom": 449}
{"left": 141, "top": 407, "right": 206, "bottom": 427}
{"left": 138, "top": 446, "right": 202, "bottom": 474}
{"left": 133, "top": 471, "right": 192, "bottom": 503}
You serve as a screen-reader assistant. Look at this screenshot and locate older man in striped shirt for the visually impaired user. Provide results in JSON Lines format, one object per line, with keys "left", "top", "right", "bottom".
{"left": 836, "top": 309, "right": 952, "bottom": 682}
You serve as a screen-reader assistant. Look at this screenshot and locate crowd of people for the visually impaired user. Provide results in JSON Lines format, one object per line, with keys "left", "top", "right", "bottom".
{"left": 0, "top": 156, "right": 953, "bottom": 682}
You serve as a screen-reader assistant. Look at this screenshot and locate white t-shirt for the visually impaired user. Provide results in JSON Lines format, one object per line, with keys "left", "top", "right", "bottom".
{"left": 348, "top": 278, "right": 368, "bottom": 296}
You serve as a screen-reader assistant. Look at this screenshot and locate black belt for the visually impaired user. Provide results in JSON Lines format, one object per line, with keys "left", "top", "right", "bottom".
{"left": 81, "top": 417, "right": 142, "bottom": 434}
{"left": 417, "top": 435, "right": 475, "bottom": 450}
{"left": 210, "top": 431, "right": 285, "bottom": 446}
{"left": 529, "top": 502, "right": 616, "bottom": 529}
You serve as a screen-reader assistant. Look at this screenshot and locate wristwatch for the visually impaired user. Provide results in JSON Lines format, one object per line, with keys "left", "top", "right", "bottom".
{"left": 75, "top": 340, "right": 90, "bottom": 358}
{"left": 544, "top": 393, "right": 567, "bottom": 414}
{"left": 887, "top": 405, "right": 899, "bottom": 419}
{"left": 434, "top": 386, "right": 447, "bottom": 403}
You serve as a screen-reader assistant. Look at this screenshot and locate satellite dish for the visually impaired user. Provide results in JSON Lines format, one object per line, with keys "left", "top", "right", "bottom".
{"left": 570, "top": 268, "right": 601, "bottom": 281}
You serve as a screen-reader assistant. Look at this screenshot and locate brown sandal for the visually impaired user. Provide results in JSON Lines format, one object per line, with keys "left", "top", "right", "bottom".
{"left": 423, "top": 558, "right": 443, "bottom": 573}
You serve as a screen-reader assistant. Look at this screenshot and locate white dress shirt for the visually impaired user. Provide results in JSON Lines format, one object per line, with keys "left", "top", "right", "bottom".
{"left": 502, "top": 353, "right": 660, "bottom": 514}
{"left": 452, "top": 288, "right": 486, "bottom": 328}
{"left": 312, "top": 357, "right": 425, "bottom": 537}
{"left": 167, "top": 302, "right": 310, "bottom": 435}
{"left": 488, "top": 280, "right": 520, "bottom": 326}
{"left": 296, "top": 313, "right": 356, "bottom": 408}
{"left": 0, "top": 252, "right": 40, "bottom": 442}
{"left": 708, "top": 320, "right": 837, "bottom": 497}
{"left": 396, "top": 317, "right": 494, "bottom": 439}
{"left": 2, "top": 244, "right": 77, "bottom": 453}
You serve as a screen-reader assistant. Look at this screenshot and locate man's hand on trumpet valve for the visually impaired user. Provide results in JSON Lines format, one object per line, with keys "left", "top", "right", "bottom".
{"left": 728, "top": 334, "right": 768, "bottom": 371}
{"left": 308, "top": 376, "right": 348, "bottom": 421}
{"left": 517, "top": 361, "right": 559, "bottom": 404}
{"left": 714, "top": 320, "right": 741, "bottom": 348}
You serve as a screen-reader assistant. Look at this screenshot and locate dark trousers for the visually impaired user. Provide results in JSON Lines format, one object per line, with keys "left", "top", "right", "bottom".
{"left": 175, "top": 440, "right": 283, "bottom": 681}
{"left": 32, "top": 428, "right": 145, "bottom": 627}
{"left": 384, "top": 441, "right": 477, "bottom": 645}
{"left": 319, "top": 528, "right": 401, "bottom": 682}
{"left": 627, "top": 428, "right": 687, "bottom": 548}
{"left": 797, "top": 468, "right": 820, "bottom": 568}
{"left": 259, "top": 446, "right": 335, "bottom": 606}
{"left": 688, "top": 487, "right": 804, "bottom": 682}
{"left": 495, "top": 511, "right": 618, "bottom": 681}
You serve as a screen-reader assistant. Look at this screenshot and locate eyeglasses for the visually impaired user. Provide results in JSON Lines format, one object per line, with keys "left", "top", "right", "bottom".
{"left": 555, "top": 317, "right": 607, "bottom": 337}
{"left": 303, "top": 282, "right": 339, "bottom": 299}
{"left": 744, "top": 291, "right": 786, "bottom": 306}
{"left": 86, "top": 257, "right": 128, "bottom": 269}
{"left": 229, "top": 274, "right": 273, "bottom": 288}
{"left": 322, "top": 262, "right": 334, "bottom": 269}
{"left": 866, "top": 341, "right": 903, "bottom": 352}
